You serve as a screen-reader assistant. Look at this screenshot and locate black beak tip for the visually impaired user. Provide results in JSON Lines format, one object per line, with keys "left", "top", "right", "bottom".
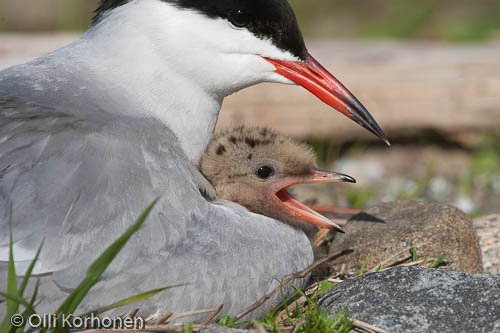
{"left": 379, "top": 132, "right": 391, "bottom": 147}
{"left": 336, "top": 226, "right": 346, "bottom": 233}
{"left": 361, "top": 119, "right": 391, "bottom": 147}
{"left": 343, "top": 175, "right": 356, "bottom": 184}
{"left": 349, "top": 97, "right": 390, "bottom": 146}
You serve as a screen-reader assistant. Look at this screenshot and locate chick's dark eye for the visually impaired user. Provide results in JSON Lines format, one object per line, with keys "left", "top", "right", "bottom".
{"left": 229, "top": 9, "right": 252, "bottom": 28}
{"left": 257, "top": 166, "right": 274, "bottom": 180}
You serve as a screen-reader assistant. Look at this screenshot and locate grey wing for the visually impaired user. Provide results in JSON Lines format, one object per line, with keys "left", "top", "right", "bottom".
{"left": 0, "top": 93, "right": 312, "bottom": 318}
{"left": 0, "top": 93, "right": 182, "bottom": 274}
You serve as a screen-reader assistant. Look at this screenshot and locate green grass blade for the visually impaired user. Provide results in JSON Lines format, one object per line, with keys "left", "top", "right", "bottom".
{"left": 218, "top": 315, "right": 239, "bottom": 328}
{"left": 0, "top": 292, "right": 36, "bottom": 315}
{"left": 0, "top": 205, "right": 20, "bottom": 332}
{"left": 320, "top": 281, "right": 334, "bottom": 295}
{"left": 18, "top": 240, "right": 43, "bottom": 297}
{"left": 428, "top": 255, "right": 448, "bottom": 269}
{"left": 11, "top": 326, "right": 23, "bottom": 333}
{"left": 278, "top": 283, "right": 294, "bottom": 324}
{"left": 292, "top": 291, "right": 352, "bottom": 333}
{"left": 290, "top": 285, "right": 313, "bottom": 308}
{"left": 418, "top": 258, "right": 429, "bottom": 267}
{"left": 409, "top": 241, "right": 418, "bottom": 261}
{"left": 359, "top": 257, "right": 370, "bottom": 276}
{"left": 83, "top": 283, "right": 189, "bottom": 316}
{"left": 29, "top": 279, "right": 40, "bottom": 307}
{"left": 22, "top": 279, "right": 40, "bottom": 316}
{"left": 8, "top": 280, "right": 43, "bottom": 333}
{"left": 55, "top": 198, "right": 159, "bottom": 317}
{"left": 184, "top": 323, "right": 195, "bottom": 333}
{"left": 332, "top": 307, "right": 353, "bottom": 333}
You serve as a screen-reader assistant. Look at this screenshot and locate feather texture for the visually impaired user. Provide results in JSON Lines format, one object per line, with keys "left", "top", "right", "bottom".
{"left": 0, "top": 43, "right": 312, "bottom": 320}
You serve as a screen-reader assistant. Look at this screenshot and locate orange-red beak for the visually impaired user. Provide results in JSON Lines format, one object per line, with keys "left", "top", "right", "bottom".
{"left": 272, "top": 169, "right": 355, "bottom": 233}
{"left": 263, "top": 53, "right": 389, "bottom": 146}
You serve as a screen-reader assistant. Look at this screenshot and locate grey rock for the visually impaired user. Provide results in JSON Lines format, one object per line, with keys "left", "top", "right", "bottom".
{"left": 319, "top": 266, "right": 500, "bottom": 333}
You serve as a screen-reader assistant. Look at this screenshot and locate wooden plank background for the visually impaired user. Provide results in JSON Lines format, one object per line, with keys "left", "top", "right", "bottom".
{"left": 1, "top": 34, "right": 499, "bottom": 142}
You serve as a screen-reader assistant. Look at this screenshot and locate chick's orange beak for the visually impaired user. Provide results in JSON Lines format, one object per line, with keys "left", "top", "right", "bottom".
{"left": 272, "top": 169, "right": 355, "bottom": 233}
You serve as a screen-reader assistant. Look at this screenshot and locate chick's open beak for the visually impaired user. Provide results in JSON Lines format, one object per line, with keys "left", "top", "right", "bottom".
{"left": 263, "top": 53, "right": 389, "bottom": 146}
{"left": 272, "top": 169, "right": 356, "bottom": 233}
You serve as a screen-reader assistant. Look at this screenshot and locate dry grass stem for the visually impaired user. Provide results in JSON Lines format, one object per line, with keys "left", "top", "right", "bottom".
{"left": 313, "top": 228, "right": 330, "bottom": 247}
{"left": 290, "top": 318, "right": 308, "bottom": 333}
{"left": 399, "top": 259, "right": 430, "bottom": 267}
{"left": 127, "top": 308, "right": 139, "bottom": 319}
{"left": 367, "top": 244, "right": 422, "bottom": 273}
{"left": 305, "top": 283, "right": 319, "bottom": 296}
{"left": 154, "top": 311, "right": 173, "bottom": 325}
{"left": 91, "top": 244, "right": 434, "bottom": 332}
{"left": 340, "top": 263, "right": 346, "bottom": 276}
{"left": 162, "top": 308, "right": 219, "bottom": 323}
{"left": 276, "top": 295, "right": 307, "bottom": 322}
{"left": 352, "top": 318, "right": 390, "bottom": 333}
{"left": 379, "top": 258, "right": 436, "bottom": 272}
{"left": 371, "top": 254, "right": 412, "bottom": 272}
{"left": 202, "top": 304, "right": 224, "bottom": 325}
{"left": 235, "top": 250, "right": 348, "bottom": 320}
{"left": 249, "top": 320, "right": 268, "bottom": 333}
{"left": 327, "top": 278, "right": 344, "bottom": 283}
{"left": 144, "top": 323, "right": 201, "bottom": 332}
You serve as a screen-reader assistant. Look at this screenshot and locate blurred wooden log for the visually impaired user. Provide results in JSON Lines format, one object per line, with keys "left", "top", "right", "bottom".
{"left": 0, "top": 33, "right": 79, "bottom": 69}
{"left": 1, "top": 34, "right": 499, "bottom": 142}
{"left": 220, "top": 40, "right": 500, "bottom": 142}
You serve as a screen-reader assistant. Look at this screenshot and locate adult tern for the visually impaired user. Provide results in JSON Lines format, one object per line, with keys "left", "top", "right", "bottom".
{"left": 0, "top": 0, "right": 385, "bottom": 320}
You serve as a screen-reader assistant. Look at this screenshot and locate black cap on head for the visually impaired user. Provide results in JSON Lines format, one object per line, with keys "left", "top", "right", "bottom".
{"left": 92, "top": 0, "right": 308, "bottom": 61}
{"left": 92, "top": 0, "right": 128, "bottom": 25}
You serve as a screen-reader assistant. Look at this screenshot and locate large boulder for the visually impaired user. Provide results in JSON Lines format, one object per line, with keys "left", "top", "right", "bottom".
{"left": 329, "top": 201, "right": 483, "bottom": 275}
{"left": 319, "top": 266, "right": 500, "bottom": 333}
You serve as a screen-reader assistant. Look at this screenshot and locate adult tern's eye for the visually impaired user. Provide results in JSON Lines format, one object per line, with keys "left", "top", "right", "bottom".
{"left": 256, "top": 166, "right": 274, "bottom": 180}
{"left": 229, "top": 9, "right": 252, "bottom": 28}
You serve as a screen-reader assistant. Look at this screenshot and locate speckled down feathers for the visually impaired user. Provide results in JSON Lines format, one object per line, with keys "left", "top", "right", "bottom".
{"left": 200, "top": 125, "right": 316, "bottom": 190}
{"left": 199, "top": 125, "right": 322, "bottom": 234}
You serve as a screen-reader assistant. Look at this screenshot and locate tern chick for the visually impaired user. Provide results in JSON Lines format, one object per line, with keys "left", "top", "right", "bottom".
{"left": 200, "top": 126, "right": 355, "bottom": 233}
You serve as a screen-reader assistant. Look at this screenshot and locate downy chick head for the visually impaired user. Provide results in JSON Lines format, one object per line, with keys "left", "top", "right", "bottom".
{"left": 200, "top": 126, "right": 355, "bottom": 232}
